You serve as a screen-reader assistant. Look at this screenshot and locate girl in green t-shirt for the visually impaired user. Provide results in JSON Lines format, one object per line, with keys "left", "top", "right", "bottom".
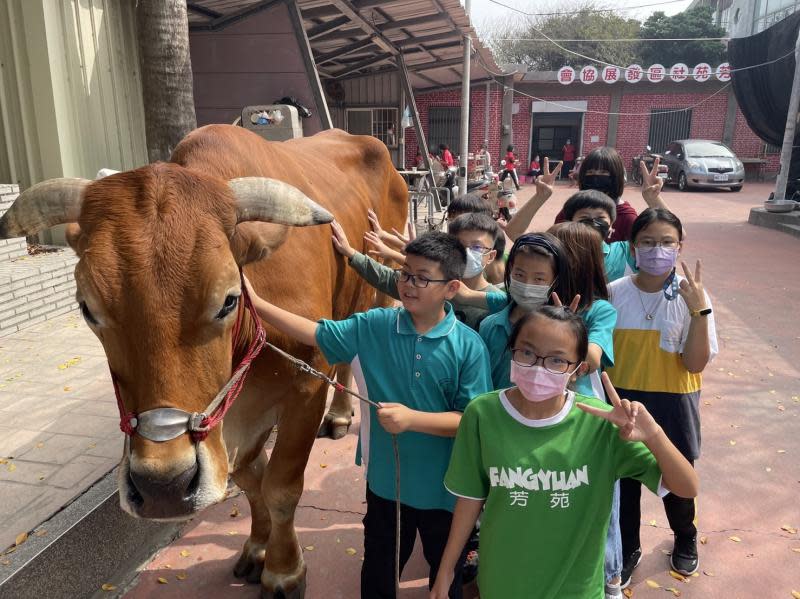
{"left": 431, "top": 306, "right": 698, "bottom": 599}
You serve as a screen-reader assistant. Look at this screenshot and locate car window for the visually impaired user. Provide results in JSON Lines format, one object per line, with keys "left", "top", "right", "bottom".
{"left": 685, "top": 142, "right": 733, "bottom": 158}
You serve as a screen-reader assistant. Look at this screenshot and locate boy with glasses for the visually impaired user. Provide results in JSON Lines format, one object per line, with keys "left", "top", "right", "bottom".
{"left": 244, "top": 230, "right": 492, "bottom": 599}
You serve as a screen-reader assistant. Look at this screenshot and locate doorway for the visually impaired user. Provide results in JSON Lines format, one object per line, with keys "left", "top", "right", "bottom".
{"left": 529, "top": 112, "right": 583, "bottom": 166}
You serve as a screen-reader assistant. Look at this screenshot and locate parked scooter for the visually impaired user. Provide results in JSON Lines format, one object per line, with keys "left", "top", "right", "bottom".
{"left": 631, "top": 145, "right": 668, "bottom": 184}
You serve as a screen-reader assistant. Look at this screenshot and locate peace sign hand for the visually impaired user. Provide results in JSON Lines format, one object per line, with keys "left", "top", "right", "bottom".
{"left": 640, "top": 156, "right": 664, "bottom": 206}
{"left": 534, "top": 157, "right": 563, "bottom": 200}
{"left": 576, "top": 373, "right": 662, "bottom": 443}
{"left": 550, "top": 291, "right": 581, "bottom": 312}
{"left": 678, "top": 260, "right": 707, "bottom": 312}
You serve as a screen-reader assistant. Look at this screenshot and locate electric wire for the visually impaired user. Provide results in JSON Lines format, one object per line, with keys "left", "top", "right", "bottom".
{"left": 485, "top": 0, "right": 691, "bottom": 17}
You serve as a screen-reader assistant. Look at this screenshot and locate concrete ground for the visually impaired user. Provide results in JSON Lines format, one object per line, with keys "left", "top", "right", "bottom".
{"left": 2, "top": 180, "right": 798, "bottom": 597}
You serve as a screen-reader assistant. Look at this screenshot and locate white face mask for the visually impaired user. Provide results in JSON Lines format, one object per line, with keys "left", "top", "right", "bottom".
{"left": 509, "top": 279, "right": 550, "bottom": 311}
{"left": 463, "top": 247, "right": 485, "bottom": 279}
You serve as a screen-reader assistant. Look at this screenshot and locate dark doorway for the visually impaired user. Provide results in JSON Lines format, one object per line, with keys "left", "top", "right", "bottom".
{"left": 530, "top": 112, "right": 583, "bottom": 165}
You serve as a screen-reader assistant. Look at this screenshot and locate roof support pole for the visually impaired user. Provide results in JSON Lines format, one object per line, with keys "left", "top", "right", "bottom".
{"left": 458, "top": 0, "right": 472, "bottom": 194}
{"left": 775, "top": 26, "right": 800, "bottom": 201}
{"left": 397, "top": 54, "right": 434, "bottom": 189}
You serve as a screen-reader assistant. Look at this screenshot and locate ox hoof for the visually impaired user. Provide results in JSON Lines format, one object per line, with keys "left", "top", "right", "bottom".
{"left": 233, "top": 542, "right": 267, "bottom": 584}
{"left": 317, "top": 414, "right": 351, "bottom": 440}
{"left": 261, "top": 572, "right": 306, "bottom": 599}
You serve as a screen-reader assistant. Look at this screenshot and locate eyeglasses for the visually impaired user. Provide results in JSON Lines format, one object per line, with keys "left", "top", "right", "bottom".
{"left": 394, "top": 270, "right": 450, "bottom": 288}
{"left": 466, "top": 244, "right": 493, "bottom": 254}
{"left": 634, "top": 239, "right": 679, "bottom": 250}
{"left": 511, "top": 348, "right": 579, "bottom": 374}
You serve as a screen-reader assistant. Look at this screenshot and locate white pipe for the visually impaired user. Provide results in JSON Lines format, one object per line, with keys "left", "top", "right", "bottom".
{"left": 458, "top": 0, "right": 472, "bottom": 195}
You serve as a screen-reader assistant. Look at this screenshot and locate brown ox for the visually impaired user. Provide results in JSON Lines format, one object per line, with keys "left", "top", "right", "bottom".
{"left": 0, "top": 125, "right": 407, "bottom": 597}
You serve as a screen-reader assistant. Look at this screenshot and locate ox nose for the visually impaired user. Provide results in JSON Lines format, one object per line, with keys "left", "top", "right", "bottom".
{"left": 128, "top": 461, "right": 200, "bottom": 515}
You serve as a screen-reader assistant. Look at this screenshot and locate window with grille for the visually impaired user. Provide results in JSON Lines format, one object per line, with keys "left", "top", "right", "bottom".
{"left": 345, "top": 108, "right": 398, "bottom": 147}
{"left": 647, "top": 109, "right": 692, "bottom": 154}
{"left": 428, "top": 107, "right": 462, "bottom": 156}
{"left": 765, "top": 142, "right": 781, "bottom": 154}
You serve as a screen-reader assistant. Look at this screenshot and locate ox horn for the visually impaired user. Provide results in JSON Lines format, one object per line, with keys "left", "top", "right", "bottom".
{"left": 0, "top": 178, "right": 90, "bottom": 239}
{"left": 229, "top": 177, "right": 333, "bottom": 226}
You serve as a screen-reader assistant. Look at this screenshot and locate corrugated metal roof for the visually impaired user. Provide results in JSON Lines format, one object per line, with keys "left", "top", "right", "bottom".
{"left": 187, "top": 0, "right": 504, "bottom": 90}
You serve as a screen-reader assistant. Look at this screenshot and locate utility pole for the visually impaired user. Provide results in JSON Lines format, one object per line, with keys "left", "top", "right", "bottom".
{"left": 774, "top": 26, "right": 800, "bottom": 201}
{"left": 458, "top": 0, "right": 472, "bottom": 197}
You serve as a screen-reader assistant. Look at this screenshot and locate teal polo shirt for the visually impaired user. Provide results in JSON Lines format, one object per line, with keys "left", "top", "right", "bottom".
{"left": 315, "top": 303, "right": 492, "bottom": 512}
{"left": 478, "top": 303, "right": 514, "bottom": 389}
{"left": 574, "top": 299, "right": 617, "bottom": 398}
{"left": 603, "top": 241, "right": 637, "bottom": 282}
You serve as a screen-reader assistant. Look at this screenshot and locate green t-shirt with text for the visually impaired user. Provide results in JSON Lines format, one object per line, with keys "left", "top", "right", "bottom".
{"left": 445, "top": 390, "right": 664, "bottom": 599}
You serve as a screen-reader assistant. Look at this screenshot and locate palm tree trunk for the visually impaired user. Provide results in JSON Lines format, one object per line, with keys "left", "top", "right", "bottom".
{"left": 136, "top": 0, "right": 197, "bottom": 162}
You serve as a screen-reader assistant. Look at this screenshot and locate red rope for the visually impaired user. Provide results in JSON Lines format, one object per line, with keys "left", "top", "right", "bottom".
{"left": 113, "top": 271, "right": 267, "bottom": 442}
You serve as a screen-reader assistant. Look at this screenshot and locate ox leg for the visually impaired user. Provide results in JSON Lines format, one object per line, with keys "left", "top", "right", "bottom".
{"left": 232, "top": 450, "right": 272, "bottom": 583}
{"left": 317, "top": 364, "right": 353, "bottom": 440}
{"left": 260, "top": 389, "right": 326, "bottom": 598}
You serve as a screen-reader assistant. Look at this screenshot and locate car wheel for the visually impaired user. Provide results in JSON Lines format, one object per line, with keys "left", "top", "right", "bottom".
{"left": 678, "top": 172, "right": 688, "bottom": 191}
{"left": 730, "top": 185, "right": 742, "bottom": 192}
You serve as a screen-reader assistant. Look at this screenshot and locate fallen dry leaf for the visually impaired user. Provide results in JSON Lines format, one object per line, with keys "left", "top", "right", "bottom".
{"left": 645, "top": 579, "right": 660, "bottom": 589}
{"left": 179, "top": 549, "right": 190, "bottom": 557}
{"left": 0, "top": 458, "right": 6, "bottom": 465}
{"left": 623, "top": 589, "right": 633, "bottom": 598}
{"left": 228, "top": 531, "right": 237, "bottom": 536}
{"left": 729, "top": 440, "right": 737, "bottom": 446}
{"left": 778, "top": 405, "right": 786, "bottom": 412}
{"left": 319, "top": 463, "right": 328, "bottom": 469}
{"left": 157, "top": 577, "right": 168, "bottom": 584}
{"left": 34, "top": 442, "right": 44, "bottom": 449}
{"left": 778, "top": 449, "right": 787, "bottom": 454}
{"left": 781, "top": 525, "right": 798, "bottom": 534}
{"left": 33, "top": 530, "right": 47, "bottom": 537}
{"left": 665, "top": 588, "right": 682, "bottom": 597}
{"left": 230, "top": 506, "right": 240, "bottom": 518}
{"left": 703, "top": 571, "right": 715, "bottom": 577}
{"left": 649, "top": 519, "right": 657, "bottom": 527}
{"left": 792, "top": 591, "right": 800, "bottom": 599}
{"left": 63, "top": 386, "right": 71, "bottom": 392}
{"left": 700, "top": 536, "right": 708, "bottom": 545}
{"left": 345, "top": 547, "right": 357, "bottom": 556}
{"left": 729, "top": 535, "right": 742, "bottom": 543}
{"left": 14, "top": 532, "right": 27, "bottom": 546}
{"left": 7, "top": 463, "right": 17, "bottom": 472}
{"left": 176, "top": 573, "right": 187, "bottom": 581}
{"left": 304, "top": 545, "right": 315, "bottom": 552}
{"left": 1, "top": 559, "right": 10, "bottom": 566}
{"left": 791, "top": 547, "right": 800, "bottom": 553}
{"left": 101, "top": 583, "right": 117, "bottom": 591}
{"left": 669, "top": 570, "right": 687, "bottom": 582}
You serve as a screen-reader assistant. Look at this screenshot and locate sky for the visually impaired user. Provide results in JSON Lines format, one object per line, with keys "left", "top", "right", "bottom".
{"left": 469, "top": 0, "right": 696, "bottom": 34}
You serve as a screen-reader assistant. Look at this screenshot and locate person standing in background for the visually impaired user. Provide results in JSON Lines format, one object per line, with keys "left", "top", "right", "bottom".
{"left": 562, "top": 139, "right": 577, "bottom": 180}
{"left": 500, "top": 145, "right": 521, "bottom": 191}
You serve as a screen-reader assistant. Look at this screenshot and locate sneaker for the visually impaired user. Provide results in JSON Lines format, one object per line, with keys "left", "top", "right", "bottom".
{"left": 670, "top": 535, "right": 699, "bottom": 576}
{"left": 620, "top": 547, "right": 642, "bottom": 589}
{"left": 605, "top": 581, "right": 623, "bottom": 599}
{"left": 462, "top": 549, "right": 479, "bottom": 584}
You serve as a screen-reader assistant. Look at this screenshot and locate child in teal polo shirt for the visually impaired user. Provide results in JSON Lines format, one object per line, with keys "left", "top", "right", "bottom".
{"left": 244, "top": 230, "right": 492, "bottom": 599}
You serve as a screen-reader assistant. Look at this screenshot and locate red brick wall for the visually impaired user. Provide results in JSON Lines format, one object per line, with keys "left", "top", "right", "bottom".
{"left": 405, "top": 85, "right": 504, "bottom": 169}
{"left": 408, "top": 86, "right": 779, "bottom": 177}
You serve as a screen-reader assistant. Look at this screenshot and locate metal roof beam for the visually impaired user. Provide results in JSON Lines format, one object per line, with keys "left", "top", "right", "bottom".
{"left": 329, "top": 0, "right": 397, "bottom": 55}
{"left": 306, "top": 16, "right": 350, "bottom": 40}
{"left": 314, "top": 38, "right": 376, "bottom": 65}
{"left": 378, "top": 14, "right": 443, "bottom": 32}
{"left": 187, "top": 3, "right": 222, "bottom": 19}
{"left": 396, "top": 31, "right": 462, "bottom": 48}
{"left": 331, "top": 52, "right": 394, "bottom": 78}
{"left": 300, "top": 5, "right": 341, "bottom": 19}
{"left": 352, "top": 0, "right": 393, "bottom": 9}
{"left": 408, "top": 57, "right": 463, "bottom": 72}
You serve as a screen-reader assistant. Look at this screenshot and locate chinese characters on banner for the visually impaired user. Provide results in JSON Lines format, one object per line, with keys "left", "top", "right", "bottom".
{"left": 558, "top": 62, "right": 733, "bottom": 84}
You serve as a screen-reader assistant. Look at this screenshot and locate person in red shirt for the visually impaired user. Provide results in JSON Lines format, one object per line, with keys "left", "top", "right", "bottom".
{"left": 562, "top": 139, "right": 577, "bottom": 180}
{"left": 499, "top": 144, "right": 521, "bottom": 190}
{"left": 554, "top": 146, "right": 638, "bottom": 242}
{"left": 527, "top": 154, "right": 542, "bottom": 179}
{"left": 440, "top": 144, "right": 455, "bottom": 167}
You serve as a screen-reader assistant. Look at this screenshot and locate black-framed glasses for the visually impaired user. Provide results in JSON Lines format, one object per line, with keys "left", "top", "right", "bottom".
{"left": 394, "top": 269, "right": 450, "bottom": 288}
{"left": 466, "top": 244, "right": 493, "bottom": 254}
{"left": 511, "top": 348, "right": 579, "bottom": 374}
{"left": 634, "top": 239, "right": 679, "bottom": 250}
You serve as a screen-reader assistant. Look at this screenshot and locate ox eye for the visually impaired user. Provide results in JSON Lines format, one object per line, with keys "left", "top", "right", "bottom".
{"left": 216, "top": 294, "right": 239, "bottom": 320}
{"left": 80, "top": 301, "right": 98, "bottom": 326}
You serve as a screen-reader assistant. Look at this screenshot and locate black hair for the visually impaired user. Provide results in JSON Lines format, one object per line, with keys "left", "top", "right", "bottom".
{"left": 493, "top": 231, "right": 506, "bottom": 255}
{"left": 504, "top": 233, "right": 569, "bottom": 306}
{"left": 404, "top": 231, "right": 467, "bottom": 281}
{"left": 447, "top": 212, "right": 502, "bottom": 245}
{"left": 446, "top": 193, "right": 492, "bottom": 220}
{"left": 507, "top": 144, "right": 514, "bottom": 152}
{"left": 578, "top": 146, "right": 626, "bottom": 200}
{"left": 562, "top": 189, "right": 617, "bottom": 223}
{"left": 508, "top": 306, "right": 589, "bottom": 363}
{"left": 630, "top": 207, "right": 684, "bottom": 242}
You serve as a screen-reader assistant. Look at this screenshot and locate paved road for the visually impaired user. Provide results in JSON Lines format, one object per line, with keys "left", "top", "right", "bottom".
{"left": 11, "top": 181, "right": 794, "bottom": 598}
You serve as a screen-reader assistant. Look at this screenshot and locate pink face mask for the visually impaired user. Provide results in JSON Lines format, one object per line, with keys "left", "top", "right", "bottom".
{"left": 509, "top": 362, "right": 575, "bottom": 403}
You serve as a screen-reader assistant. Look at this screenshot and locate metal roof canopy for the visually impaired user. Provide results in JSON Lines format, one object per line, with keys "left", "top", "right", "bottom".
{"left": 187, "top": 0, "right": 504, "bottom": 91}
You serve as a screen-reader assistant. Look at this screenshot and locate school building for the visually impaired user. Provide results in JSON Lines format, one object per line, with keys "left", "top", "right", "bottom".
{"left": 406, "top": 67, "right": 779, "bottom": 182}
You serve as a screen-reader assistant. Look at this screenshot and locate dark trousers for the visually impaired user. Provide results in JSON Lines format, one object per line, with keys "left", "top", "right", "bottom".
{"left": 562, "top": 160, "right": 575, "bottom": 179}
{"left": 619, "top": 460, "right": 696, "bottom": 558}
{"left": 499, "top": 168, "right": 520, "bottom": 189}
{"left": 361, "top": 487, "right": 467, "bottom": 599}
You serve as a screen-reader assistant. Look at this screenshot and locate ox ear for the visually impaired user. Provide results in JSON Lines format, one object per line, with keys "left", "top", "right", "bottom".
{"left": 0, "top": 178, "right": 90, "bottom": 239}
{"left": 229, "top": 178, "right": 333, "bottom": 226}
{"left": 230, "top": 222, "right": 289, "bottom": 266}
